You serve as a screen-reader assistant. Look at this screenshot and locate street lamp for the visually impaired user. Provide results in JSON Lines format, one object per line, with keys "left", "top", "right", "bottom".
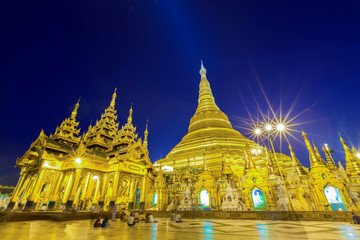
{"left": 356, "top": 153, "right": 360, "bottom": 159}
{"left": 255, "top": 128, "right": 261, "bottom": 135}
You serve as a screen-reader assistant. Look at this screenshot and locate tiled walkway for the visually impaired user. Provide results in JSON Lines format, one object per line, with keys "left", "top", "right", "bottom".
{"left": 1, "top": 218, "right": 359, "bottom": 240}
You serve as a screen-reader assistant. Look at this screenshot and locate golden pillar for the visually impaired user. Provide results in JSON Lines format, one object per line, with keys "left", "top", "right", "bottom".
{"left": 99, "top": 173, "right": 108, "bottom": 206}
{"left": 63, "top": 172, "right": 74, "bottom": 203}
{"left": 111, "top": 172, "right": 120, "bottom": 201}
{"left": 68, "top": 168, "right": 82, "bottom": 201}
{"left": 50, "top": 172, "right": 64, "bottom": 202}
{"left": 10, "top": 172, "right": 27, "bottom": 202}
{"left": 81, "top": 172, "right": 91, "bottom": 200}
{"left": 93, "top": 178, "right": 100, "bottom": 203}
{"left": 27, "top": 169, "right": 45, "bottom": 202}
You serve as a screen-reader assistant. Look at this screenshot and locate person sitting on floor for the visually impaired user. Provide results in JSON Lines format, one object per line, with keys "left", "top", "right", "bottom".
{"left": 127, "top": 213, "right": 135, "bottom": 226}
{"left": 352, "top": 212, "right": 360, "bottom": 224}
{"left": 94, "top": 217, "right": 101, "bottom": 227}
{"left": 135, "top": 211, "right": 139, "bottom": 221}
{"left": 101, "top": 217, "right": 110, "bottom": 228}
{"left": 175, "top": 212, "right": 182, "bottom": 223}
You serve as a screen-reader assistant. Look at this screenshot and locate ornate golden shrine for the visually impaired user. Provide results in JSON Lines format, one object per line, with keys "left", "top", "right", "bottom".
{"left": 7, "top": 90, "right": 155, "bottom": 211}
{"left": 7, "top": 63, "right": 360, "bottom": 212}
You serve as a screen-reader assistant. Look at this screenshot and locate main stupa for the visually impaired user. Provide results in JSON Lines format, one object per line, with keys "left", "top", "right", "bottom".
{"left": 156, "top": 62, "right": 292, "bottom": 177}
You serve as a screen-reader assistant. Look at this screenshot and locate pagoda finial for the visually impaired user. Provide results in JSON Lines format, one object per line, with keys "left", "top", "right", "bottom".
{"left": 302, "top": 132, "right": 324, "bottom": 167}
{"left": 110, "top": 88, "right": 117, "bottom": 108}
{"left": 289, "top": 143, "right": 307, "bottom": 177}
{"left": 143, "top": 118, "right": 149, "bottom": 149}
{"left": 127, "top": 103, "right": 133, "bottom": 124}
{"left": 71, "top": 98, "right": 81, "bottom": 119}
{"left": 199, "top": 60, "right": 207, "bottom": 78}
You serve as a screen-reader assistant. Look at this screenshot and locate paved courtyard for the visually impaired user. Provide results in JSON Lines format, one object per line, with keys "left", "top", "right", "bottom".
{"left": 1, "top": 218, "right": 359, "bottom": 240}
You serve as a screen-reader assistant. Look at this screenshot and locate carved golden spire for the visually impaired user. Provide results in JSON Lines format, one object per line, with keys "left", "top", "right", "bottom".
{"left": 302, "top": 131, "right": 324, "bottom": 168}
{"left": 51, "top": 99, "right": 81, "bottom": 145}
{"left": 339, "top": 133, "right": 360, "bottom": 176}
{"left": 143, "top": 119, "right": 149, "bottom": 149}
{"left": 195, "top": 60, "right": 219, "bottom": 113}
{"left": 127, "top": 104, "right": 133, "bottom": 124}
{"left": 71, "top": 98, "right": 80, "bottom": 119}
{"left": 289, "top": 144, "right": 307, "bottom": 177}
{"left": 110, "top": 88, "right": 117, "bottom": 108}
{"left": 322, "top": 145, "right": 337, "bottom": 171}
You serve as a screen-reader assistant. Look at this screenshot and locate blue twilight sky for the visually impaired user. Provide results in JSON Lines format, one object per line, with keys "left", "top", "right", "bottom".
{"left": 1, "top": 0, "right": 360, "bottom": 185}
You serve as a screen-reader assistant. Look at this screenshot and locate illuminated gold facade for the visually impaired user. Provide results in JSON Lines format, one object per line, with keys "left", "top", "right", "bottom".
{"left": 7, "top": 90, "right": 155, "bottom": 211}
{"left": 7, "top": 63, "right": 360, "bottom": 212}
{"left": 151, "top": 63, "right": 360, "bottom": 212}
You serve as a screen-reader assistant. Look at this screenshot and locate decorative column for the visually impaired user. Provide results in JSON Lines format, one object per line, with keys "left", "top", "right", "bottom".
{"left": 66, "top": 168, "right": 82, "bottom": 210}
{"left": 48, "top": 172, "right": 64, "bottom": 210}
{"left": 80, "top": 172, "right": 91, "bottom": 200}
{"left": 7, "top": 172, "right": 27, "bottom": 210}
{"left": 24, "top": 169, "right": 46, "bottom": 210}
{"left": 98, "top": 173, "right": 108, "bottom": 208}
{"left": 110, "top": 171, "right": 120, "bottom": 208}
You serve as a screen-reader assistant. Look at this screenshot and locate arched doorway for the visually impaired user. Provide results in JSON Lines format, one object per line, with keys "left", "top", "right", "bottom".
{"left": 251, "top": 189, "right": 266, "bottom": 211}
{"left": 199, "top": 189, "right": 210, "bottom": 208}
{"left": 324, "top": 186, "right": 347, "bottom": 211}
{"left": 153, "top": 193, "right": 158, "bottom": 207}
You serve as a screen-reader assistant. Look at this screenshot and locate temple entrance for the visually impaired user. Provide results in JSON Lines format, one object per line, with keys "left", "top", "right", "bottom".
{"left": 152, "top": 193, "right": 158, "bottom": 207}
{"left": 324, "top": 186, "right": 347, "bottom": 211}
{"left": 251, "top": 189, "right": 266, "bottom": 211}
{"left": 199, "top": 189, "right": 209, "bottom": 208}
{"left": 135, "top": 189, "right": 141, "bottom": 209}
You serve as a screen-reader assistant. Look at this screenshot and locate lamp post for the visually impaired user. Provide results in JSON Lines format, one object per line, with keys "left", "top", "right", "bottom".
{"left": 255, "top": 123, "right": 294, "bottom": 211}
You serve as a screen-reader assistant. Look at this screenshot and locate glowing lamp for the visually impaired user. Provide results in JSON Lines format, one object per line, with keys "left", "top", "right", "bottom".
{"left": 75, "top": 158, "right": 82, "bottom": 164}
{"left": 254, "top": 129, "right": 261, "bottom": 135}
{"left": 92, "top": 175, "right": 99, "bottom": 180}
{"left": 265, "top": 124, "right": 272, "bottom": 131}
{"left": 276, "top": 123, "right": 285, "bottom": 132}
{"left": 257, "top": 149, "right": 262, "bottom": 154}
{"left": 251, "top": 149, "right": 257, "bottom": 155}
{"left": 356, "top": 153, "right": 360, "bottom": 159}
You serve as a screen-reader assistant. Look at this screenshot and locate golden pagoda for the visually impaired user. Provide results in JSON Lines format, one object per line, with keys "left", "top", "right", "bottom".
{"left": 6, "top": 62, "right": 360, "bottom": 213}
{"left": 150, "top": 62, "right": 360, "bottom": 212}
{"left": 7, "top": 90, "right": 155, "bottom": 211}
{"left": 156, "top": 62, "right": 292, "bottom": 178}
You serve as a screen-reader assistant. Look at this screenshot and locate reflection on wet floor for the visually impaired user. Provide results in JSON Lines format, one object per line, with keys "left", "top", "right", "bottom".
{"left": 1, "top": 218, "right": 360, "bottom": 240}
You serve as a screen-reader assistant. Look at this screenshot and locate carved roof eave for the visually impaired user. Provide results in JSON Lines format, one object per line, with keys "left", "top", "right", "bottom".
{"left": 16, "top": 131, "right": 48, "bottom": 165}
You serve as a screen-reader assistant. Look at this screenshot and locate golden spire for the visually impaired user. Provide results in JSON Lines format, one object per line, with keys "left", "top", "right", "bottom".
{"left": 322, "top": 145, "right": 337, "bottom": 171}
{"left": 195, "top": 60, "right": 219, "bottom": 113}
{"left": 339, "top": 133, "right": 360, "bottom": 176}
{"left": 302, "top": 131, "right": 324, "bottom": 167}
{"left": 199, "top": 60, "right": 207, "bottom": 78}
{"left": 143, "top": 119, "right": 149, "bottom": 149}
{"left": 71, "top": 98, "right": 80, "bottom": 119}
{"left": 127, "top": 104, "right": 133, "bottom": 124}
{"left": 110, "top": 88, "right": 117, "bottom": 108}
{"left": 289, "top": 144, "right": 307, "bottom": 177}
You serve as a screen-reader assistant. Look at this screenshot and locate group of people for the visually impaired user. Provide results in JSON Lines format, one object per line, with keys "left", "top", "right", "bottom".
{"left": 94, "top": 211, "right": 158, "bottom": 228}
{"left": 94, "top": 217, "right": 110, "bottom": 228}
{"left": 170, "top": 212, "right": 182, "bottom": 223}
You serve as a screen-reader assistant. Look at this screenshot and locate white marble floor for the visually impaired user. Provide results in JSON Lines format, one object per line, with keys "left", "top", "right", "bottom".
{"left": 1, "top": 218, "right": 359, "bottom": 240}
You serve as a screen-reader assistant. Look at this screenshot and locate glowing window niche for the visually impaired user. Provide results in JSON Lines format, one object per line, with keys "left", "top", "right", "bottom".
{"left": 324, "top": 186, "right": 347, "bottom": 211}
{"left": 200, "top": 190, "right": 209, "bottom": 207}
{"left": 153, "top": 193, "right": 158, "bottom": 205}
{"left": 251, "top": 189, "right": 266, "bottom": 211}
